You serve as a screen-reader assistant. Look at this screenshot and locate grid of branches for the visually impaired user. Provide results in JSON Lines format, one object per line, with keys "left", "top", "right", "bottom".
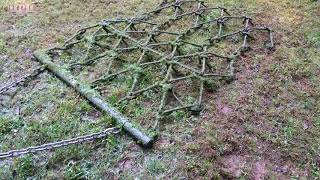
{"left": 47, "top": 0, "right": 273, "bottom": 125}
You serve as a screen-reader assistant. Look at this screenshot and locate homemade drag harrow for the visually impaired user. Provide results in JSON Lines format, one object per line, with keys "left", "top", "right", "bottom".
{"left": 36, "top": 0, "right": 273, "bottom": 145}
{"left": 1, "top": 0, "right": 274, "bottom": 158}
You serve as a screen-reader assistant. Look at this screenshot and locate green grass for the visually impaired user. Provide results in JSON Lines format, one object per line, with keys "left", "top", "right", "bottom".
{"left": 146, "top": 159, "right": 167, "bottom": 175}
{"left": 0, "top": 0, "right": 319, "bottom": 179}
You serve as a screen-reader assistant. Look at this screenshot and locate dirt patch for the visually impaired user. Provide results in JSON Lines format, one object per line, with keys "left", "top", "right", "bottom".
{"left": 251, "top": 160, "right": 267, "bottom": 180}
{"left": 219, "top": 155, "right": 246, "bottom": 178}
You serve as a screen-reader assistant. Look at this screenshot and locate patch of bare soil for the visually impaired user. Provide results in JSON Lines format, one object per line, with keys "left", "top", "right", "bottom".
{"left": 251, "top": 160, "right": 267, "bottom": 180}
{"left": 219, "top": 155, "right": 246, "bottom": 178}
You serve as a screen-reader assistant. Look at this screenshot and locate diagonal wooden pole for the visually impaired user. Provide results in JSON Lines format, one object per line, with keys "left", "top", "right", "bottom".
{"left": 34, "top": 49, "right": 154, "bottom": 147}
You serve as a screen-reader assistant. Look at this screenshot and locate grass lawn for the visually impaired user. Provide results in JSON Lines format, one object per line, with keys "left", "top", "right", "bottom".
{"left": 0, "top": 0, "right": 319, "bottom": 179}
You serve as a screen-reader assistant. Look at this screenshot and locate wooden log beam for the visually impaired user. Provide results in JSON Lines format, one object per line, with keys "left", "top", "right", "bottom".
{"left": 34, "top": 49, "right": 154, "bottom": 147}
